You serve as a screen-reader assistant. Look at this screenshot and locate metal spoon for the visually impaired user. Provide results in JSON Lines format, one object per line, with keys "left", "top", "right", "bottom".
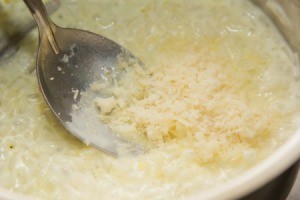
{"left": 23, "top": 0, "right": 144, "bottom": 156}
{"left": 0, "top": 0, "right": 60, "bottom": 59}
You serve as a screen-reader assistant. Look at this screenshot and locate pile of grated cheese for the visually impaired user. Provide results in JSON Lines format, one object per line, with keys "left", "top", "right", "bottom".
{"left": 93, "top": 35, "right": 299, "bottom": 164}
{"left": 1, "top": 0, "right": 300, "bottom": 200}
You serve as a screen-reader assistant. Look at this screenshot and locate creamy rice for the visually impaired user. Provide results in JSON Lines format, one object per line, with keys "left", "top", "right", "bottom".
{"left": 0, "top": 0, "right": 300, "bottom": 199}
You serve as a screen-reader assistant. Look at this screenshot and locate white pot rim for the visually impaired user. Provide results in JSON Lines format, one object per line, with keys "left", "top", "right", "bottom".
{"left": 188, "top": 129, "right": 300, "bottom": 200}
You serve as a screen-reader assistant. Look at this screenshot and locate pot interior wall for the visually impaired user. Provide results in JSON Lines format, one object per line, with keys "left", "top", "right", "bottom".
{"left": 252, "top": 0, "right": 300, "bottom": 55}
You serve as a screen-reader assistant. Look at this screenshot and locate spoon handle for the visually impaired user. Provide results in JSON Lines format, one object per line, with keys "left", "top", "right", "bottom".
{"left": 23, "top": 0, "right": 60, "bottom": 54}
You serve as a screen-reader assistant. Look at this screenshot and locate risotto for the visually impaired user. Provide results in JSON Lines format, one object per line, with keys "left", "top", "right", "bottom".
{"left": 0, "top": 0, "right": 300, "bottom": 199}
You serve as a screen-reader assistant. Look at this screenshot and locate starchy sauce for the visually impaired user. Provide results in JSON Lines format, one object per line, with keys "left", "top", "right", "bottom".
{"left": 0, "top": 0, "right": 300, "bottom": 199}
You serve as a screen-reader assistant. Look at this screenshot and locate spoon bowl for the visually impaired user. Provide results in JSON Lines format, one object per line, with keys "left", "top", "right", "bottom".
{"left": 24, "top": 0, "right": 144, "bottom": 156}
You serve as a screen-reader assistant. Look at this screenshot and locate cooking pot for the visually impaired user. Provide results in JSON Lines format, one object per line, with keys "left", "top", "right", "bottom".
{"left": 0, "top": 0, "right": 299, "bottom": 199}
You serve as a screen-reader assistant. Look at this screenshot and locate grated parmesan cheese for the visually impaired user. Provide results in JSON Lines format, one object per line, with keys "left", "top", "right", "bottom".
{"left": 94, "top": 96, "right": 117, "bottom": 114}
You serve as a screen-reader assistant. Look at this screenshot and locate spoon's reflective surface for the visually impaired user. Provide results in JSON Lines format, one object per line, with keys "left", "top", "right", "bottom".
{"left": 23, "top": 0, "right": 144, "bottom": 156}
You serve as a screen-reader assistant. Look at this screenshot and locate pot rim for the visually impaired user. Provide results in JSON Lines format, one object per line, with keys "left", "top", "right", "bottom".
{"left": 188, "top": 129, "right": 300, "bottom": 200}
